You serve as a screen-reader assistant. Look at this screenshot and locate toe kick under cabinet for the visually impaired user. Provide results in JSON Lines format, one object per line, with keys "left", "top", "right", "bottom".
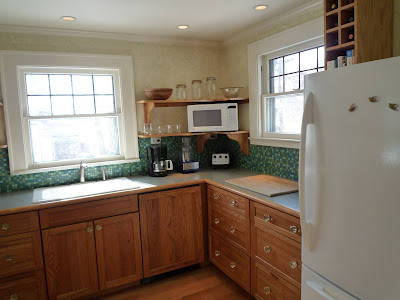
{"left": 208, "top": 185, "right": 302, "bottom": 299}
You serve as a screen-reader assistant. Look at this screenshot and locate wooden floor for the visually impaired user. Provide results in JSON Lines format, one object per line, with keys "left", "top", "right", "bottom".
{"left": 99, "top": 265, "right": 253, "bottom": 300}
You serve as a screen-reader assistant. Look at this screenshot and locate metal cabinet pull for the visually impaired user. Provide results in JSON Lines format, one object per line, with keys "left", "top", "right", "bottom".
{"left": 230, "top": 226, "right": 236, "bottom": 233}
{"left": 96, "top": 224, "right": 103, "bottom": 231}
{"left": 214, "top": 218, "right": 220, "bottom": 224}
{"left": 290, "top": 225, "right": 298, "bottom": 234}
{"left": 10, "top": 294, "right": 19, "bottom": 300}
{"left": 263, "top": 214, "right": 271, "bottom": 222}
{"left": 290, "top": 260, "right": 298, "bottom": 269}
{"left": 230, "top": 262, "right": 237, "bottom": 269}
{"left": 264, "top": 287, "right": 271, "bottom": 294}
{"left": 264, "top": 246, "right": 272, "bottom": 253}
{"left": 230, "top": 200, "right": 236, "bottom": 206}
{"left": 215, "top": 250, "right": 221, "bottom": 257}
{"left": 6, "top": 254, "right": 13, "bottom": 262}
{"left": 214, "top": 194, "right": 220, "bottom": 199}
{"left": 87, "top": 226, "right": 94, "bottom": 233}
{"left": 2, "top": 223, "right": 9, "bottom": 231}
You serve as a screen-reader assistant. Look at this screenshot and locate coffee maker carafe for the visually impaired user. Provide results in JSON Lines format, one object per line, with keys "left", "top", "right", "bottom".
{"left": 147, "top": 145, "right": 173, "bottom": 177}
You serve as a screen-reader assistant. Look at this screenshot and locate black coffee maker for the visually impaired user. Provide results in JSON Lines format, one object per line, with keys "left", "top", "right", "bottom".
{"left": 147, "top": 145, "right": 173, "bottom": 177}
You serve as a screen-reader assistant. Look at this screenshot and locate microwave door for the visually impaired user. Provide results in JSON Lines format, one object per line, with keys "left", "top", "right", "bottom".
{"left": 191, "top": 109, "right": 224, "bottom": 132}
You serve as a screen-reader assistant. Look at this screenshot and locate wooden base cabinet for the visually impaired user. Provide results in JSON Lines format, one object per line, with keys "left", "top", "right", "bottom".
{"left": 139, "top": 186, "right": 204, "bottom": 277}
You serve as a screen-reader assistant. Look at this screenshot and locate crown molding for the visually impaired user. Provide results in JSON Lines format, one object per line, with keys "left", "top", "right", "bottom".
{"left": 0, "top": 24, "right": 222, "bottom": 48}
{"left": 223, "top": 0, "right": 323, "bottom": 46}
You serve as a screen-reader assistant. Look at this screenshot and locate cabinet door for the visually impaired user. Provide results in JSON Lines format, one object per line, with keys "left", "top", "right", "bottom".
{"left": 42, "top": 221, "right": 99, "bottom": 300}
{"left": 139, "top": 186, "right": 204, "bottom": 277}
{"left": 94, "top": 213, "right": 143, "bottom": 290}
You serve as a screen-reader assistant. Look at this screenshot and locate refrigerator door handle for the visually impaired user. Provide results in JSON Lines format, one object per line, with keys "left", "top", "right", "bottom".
{"left": 306, "top": 281, "right": 355, "bottom": 300}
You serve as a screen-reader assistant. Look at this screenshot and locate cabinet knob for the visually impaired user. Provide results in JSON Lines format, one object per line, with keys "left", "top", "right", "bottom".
{"left": 264, "top": 246, "right": 272, "bottom": 253}
{"left": 230, "top": 262, "right": 237, "bottom": 269}
{"left": 214, "top": 218, "right": 220, "bottom": 224}
{"left": 264, "top": 287, "right": 271, "bottom": 294}
{"left": 215, "top": 250, "right": 221, "bottom": 257}
{"left": 87, "top": 226, "right": 94, "bottom": 233}
{"left": 6, "top": 254, "right": 13, "bottom": 262}
{"left": 10, "top": 294, "right": 18, "bottom": 300}
{"left": 96, "top": 224, "right": 102, "bottom": 231}
{"left": 290, "top": 260, "right": 298, "bottom": 269}
{"left": 263, "top": 214, "right": 271, "bottom": 222}
{"left": 290, "top": 225, "right": 298, "bottom": 234}
{"left": 2, "top": 223, "right": 10, "bottom": 231}
{"left": 214, "top": 194, "right": 220, "bottom": 199}
{"left": 230, "top": 200, "right": 236, "bottom": 206}
{"left": 230, "top": 226, "right": 237, "bottom": 233}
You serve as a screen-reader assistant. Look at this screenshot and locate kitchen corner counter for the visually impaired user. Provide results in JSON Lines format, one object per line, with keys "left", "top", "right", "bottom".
{"left": 0, "top": 168, "right": 299, "bottom": 217}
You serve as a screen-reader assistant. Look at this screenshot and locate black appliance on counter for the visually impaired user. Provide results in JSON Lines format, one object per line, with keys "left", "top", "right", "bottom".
{"left": 147, "top": 145, "right": 173, "bottom": 177}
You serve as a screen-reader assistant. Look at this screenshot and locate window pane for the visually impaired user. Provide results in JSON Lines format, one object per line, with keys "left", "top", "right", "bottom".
{"left": 93, "top": 75, "right": 113, "bottom": 94}
{"left": 72, "top": 75, "right": 94, "bottom": 95}
{"left": 300, "top": 48, "right": 317, "bottom": 71}
{"left": 74, "top": 96, "right": 95, "bottom": 114}
{"left": 318, "top": 47, "right": 325, "bottom": 68}
{"left": 95, "top": 95, "right": 115, "bottom": 114}
{"left": 28, "top": 96, "right": 52, "bottom": 116}
{"left": 29, "top": 117, "right": 120, "bottom": 163}
{"left": 265, "top": 94, "right": 304, "bottom": 134}
{"left": 284, "top": 53, "right": 299, "bottom": 74}
{"left": 300, "top": 69, "right": 318, "bottom": 89}
{"left": 284, "top": 73, "right": 299, "bottom": 92}
{"left": 318, "top": 68, "right": 324, "bottom": 72}
{"left": 270, "top": 76, "right": 284, "bottom": 93}
{"left": 49, "top": 75, "right": 72, "bottom": 95}
{"left": 51, "top": 96, "right": 74, "bottom": 115}
{"left": 269, "top": 57, "right": 283, "bottom": 77}
{"left": 26, "top": 74, "right": 49, "bottom": 95}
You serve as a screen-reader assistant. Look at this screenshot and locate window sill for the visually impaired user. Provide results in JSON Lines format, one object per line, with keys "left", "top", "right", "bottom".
{"left": 249, "top": 137, "right": 300, "bottom": 149}
{"left": 10, "top": 158, "right": 141, "bottom": 176}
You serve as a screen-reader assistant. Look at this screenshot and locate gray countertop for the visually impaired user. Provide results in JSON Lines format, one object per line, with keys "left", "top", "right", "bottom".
{"left": 0, "top": 168, "right": 299, "bottom": 216}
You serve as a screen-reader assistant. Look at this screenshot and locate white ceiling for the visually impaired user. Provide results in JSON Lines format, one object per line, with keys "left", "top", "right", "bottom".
{"left": 0, "top": 0, "right": 319, "bottom": 43}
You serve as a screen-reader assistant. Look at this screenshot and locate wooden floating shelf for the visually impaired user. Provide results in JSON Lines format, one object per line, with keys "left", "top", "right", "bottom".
{"left": 0, "top": 145, "right": 7, "bottom": 149}
{"left": 139, "top": 131, "right": 250, "bottom": 155}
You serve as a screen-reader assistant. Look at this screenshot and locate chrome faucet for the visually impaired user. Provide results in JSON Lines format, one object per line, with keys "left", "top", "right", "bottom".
{"left": 79, "top": 161, "right": 88, "bottom": 183}
{"left": 101, "top": 166, "right": 106, "bottom": 181}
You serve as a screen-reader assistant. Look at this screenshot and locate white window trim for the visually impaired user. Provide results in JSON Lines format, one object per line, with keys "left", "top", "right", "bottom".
{"left": 0, "top": 51, "right": 140, "bottom": 175}
{"left": 248, "top": 17, "right": 324, "bottom": 149}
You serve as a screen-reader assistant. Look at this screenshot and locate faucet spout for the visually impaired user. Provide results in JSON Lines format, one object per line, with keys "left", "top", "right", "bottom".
{"left": 79, "top": 161, "right": 88, "bottom": 183}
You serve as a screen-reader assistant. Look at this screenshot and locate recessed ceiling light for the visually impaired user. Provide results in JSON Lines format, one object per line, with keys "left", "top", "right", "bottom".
{"left": 60, "top": 16, "right": 76, "bottom": 22}
{"left": 253, "top": 5, "right": 269, "bottom": 11}
{"left": 177, "top": 25, "right": 190, "bottom": 30}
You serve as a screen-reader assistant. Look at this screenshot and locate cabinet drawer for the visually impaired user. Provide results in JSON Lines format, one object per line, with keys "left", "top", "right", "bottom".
{"left": 252, "top": 222, "right": 301, "bottom": 285}
{"left": 0, "top": 270, "right": 47, "bottom": 300}
{"left": 252, "top": 261, "right": 300, "bottom": 300}
{"left": 252, "top": 202, "right": 301, "bottom": 242}
{"left": 0, "top": 231, "right": 43, "bottom": 279}
{"left": 0, "top": 212, "right": 39, "bottom": 238}
{"left": 40, "top": 194, "right": 138, "bottom": 229}
{"left": 209, "top": 201, "right": 250, "bottom": 255}
{"left": 209, "top": 231, "right": 250, "bottom": 293}
{"left": 208, "top": 186, "right": 249, "bottom": 217}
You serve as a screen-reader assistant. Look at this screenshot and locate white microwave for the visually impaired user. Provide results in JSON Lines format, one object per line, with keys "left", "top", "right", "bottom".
{"left": 187, "top": 103, "right": 239, "bottom": 132}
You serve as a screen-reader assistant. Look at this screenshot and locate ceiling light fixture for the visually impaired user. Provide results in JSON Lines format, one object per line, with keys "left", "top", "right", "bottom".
{"left": 60, "top": 16, "right": 76, "bottom": 22}
{"left": 177, "top": 25, "right": 190, "bottom": 30}
{"left": 253, "top": 5, "right": 269, "bottom": 11}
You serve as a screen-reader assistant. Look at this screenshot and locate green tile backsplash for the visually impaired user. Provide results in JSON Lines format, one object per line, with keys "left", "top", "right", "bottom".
{"left": 0, "top": 136, "right": 299, "bottom": 193}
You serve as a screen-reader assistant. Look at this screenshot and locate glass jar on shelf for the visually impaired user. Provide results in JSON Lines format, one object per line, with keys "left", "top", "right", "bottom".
{"left": 191, "top": 80, "right": 202, "bottom": 100}
{"left": 176, "top": 84, "right": 187, "bottom": 100}
{"left": 206, "top": 77, "right": 217, "bottom": 100}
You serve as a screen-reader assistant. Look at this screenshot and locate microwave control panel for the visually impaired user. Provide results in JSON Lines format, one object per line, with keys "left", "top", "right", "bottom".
{"left": 227, "top": 105, "right": 239, "bottom": 130}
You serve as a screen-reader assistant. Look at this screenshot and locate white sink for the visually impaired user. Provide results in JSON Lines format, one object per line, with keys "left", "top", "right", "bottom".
{"left": 32, "top": 177, "right": 140, "bottom": 203}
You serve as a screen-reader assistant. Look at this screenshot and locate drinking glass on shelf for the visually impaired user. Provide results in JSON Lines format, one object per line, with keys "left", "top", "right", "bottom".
{"left": 142, "top": 123, "right": 152, "bottom": 135}
{"left": 173, "top": 124, "right": 182, "bottom": 133}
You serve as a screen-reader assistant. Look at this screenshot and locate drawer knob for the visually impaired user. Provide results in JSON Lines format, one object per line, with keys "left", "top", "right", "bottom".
{"left": 264, "top": 287, "right": 271, "bottom": 294}
{"left": 230, "top": 262, "right": 237, "bottom": 269}
{"left": 230, "top": 200, "right": 237, "bottom": 206}
{"left": 10, "top": 294, "right": 18, "bottom": 300}
{"left": 214, "top": 194, "right": 220, "bottom": 199}
{"left": 215, "top": 250, "right": 221, "bottom": 257}
{"left": 290, "top": 225, "right": 298, "bottom": 234}
{"left": 263, "top": 214, "right": 271, "bottom": 222}
{"left": 6, "top": 254, "right": 13, "bottom": 262}
{"left": 214, "top": 218, "right": 220, "bottom": 224}
{"left": 2, "top": 223, "right": 10, "bottom": 231}
{"left": 230, "top": 226, "right": 237, "bottom": 233}
{"left": 290, "top": 260, "right": 298, "bottom": 269}
{"left": 264, "top": 246, "right": 272, "bottom": 253}
{"left": 96, "top": 224, "right": 103, "bottom": 231}
{"left": 87, "top": 226, "right": 94, "bottom": 233}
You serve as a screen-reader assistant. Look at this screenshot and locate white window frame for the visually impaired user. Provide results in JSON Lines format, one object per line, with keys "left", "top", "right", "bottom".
{"left": 248, "top": 17, "right": 324, "bottom": 149}
{"left": 0, "top": 51, "right": 139, "bottom": 175}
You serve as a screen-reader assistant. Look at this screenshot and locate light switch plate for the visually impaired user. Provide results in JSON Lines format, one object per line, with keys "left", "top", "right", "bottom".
{"left": 151, "top": 137, "right": 162, "bottom": 145}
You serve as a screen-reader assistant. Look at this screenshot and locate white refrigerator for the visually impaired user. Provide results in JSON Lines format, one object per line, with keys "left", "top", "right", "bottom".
{"left": 300, "top": 57, "right": 400, "bottom": 300}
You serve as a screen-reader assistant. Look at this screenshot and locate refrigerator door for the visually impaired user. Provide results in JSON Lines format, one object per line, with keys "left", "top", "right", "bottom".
{"left": 302, "top": 265, "right": 358, "bottom": 300}
{"left": 301, "top": 57, "right": 400, "bottom": 300}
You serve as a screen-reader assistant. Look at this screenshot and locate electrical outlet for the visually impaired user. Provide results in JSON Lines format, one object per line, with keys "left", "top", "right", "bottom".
{"left": 151, "top": 137, "right": 162, "bottom": 144}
